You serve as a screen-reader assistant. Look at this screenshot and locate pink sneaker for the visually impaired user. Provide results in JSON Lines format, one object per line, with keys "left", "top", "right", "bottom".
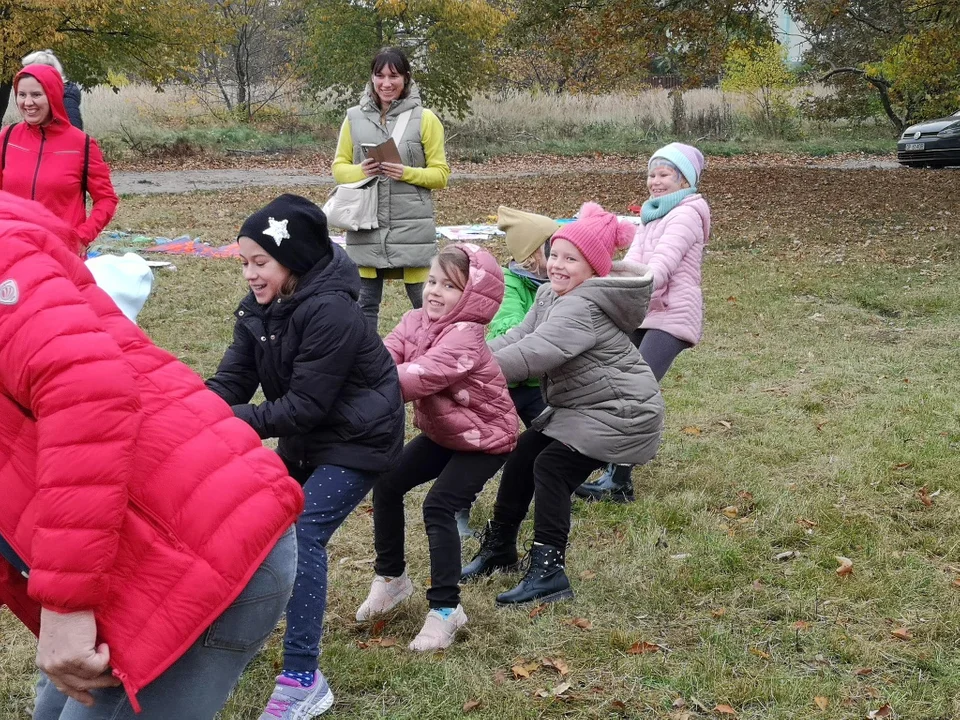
{"left": 355, "top": 572, "right": 414, "bottom": 621}
{"left": 408, "top": 605, "right": 468, "bottom": 652}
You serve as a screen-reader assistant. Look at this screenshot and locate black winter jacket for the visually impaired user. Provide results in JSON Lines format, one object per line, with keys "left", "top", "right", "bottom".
{"left": 64, "top": 82, "right": 83, "bottom": 130}
{"left": 207, "top": 245, "right": 404, "bottom": 478}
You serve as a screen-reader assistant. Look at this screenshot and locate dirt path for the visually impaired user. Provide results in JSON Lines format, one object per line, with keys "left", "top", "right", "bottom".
{"left": 110, "top": 156, "right": 908, "bottom": 196}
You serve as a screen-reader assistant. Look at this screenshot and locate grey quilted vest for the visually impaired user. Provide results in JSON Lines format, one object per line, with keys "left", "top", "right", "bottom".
{"left": 344, "top": 83, "right": 437, "bottom": 269}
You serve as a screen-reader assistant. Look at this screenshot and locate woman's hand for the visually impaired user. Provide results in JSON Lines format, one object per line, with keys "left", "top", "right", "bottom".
{"left": 380, "top": 162, "right": 405, "bottom": 181}
{"left": 37, "top": 608, "right": 121, "bottom": 707}
{"left": 360, "top": 158, "right": 381, "bottom": 177}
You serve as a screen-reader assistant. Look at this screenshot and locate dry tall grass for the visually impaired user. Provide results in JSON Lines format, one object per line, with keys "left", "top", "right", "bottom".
{"left": 2, "top": 83, "right": 834, "bottom": 137}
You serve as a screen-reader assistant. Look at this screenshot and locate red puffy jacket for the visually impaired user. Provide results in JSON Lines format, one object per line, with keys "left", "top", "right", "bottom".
{"left": 0, "top": 65, "right": 118, "bottom": 246}
{"left": 0, "top": 193, "right": 303, "bottom": 710}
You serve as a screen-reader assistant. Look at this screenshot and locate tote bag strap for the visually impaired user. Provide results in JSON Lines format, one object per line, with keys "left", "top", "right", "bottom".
{"left": 390, "top": 110, "right": 414, "bottom": 145}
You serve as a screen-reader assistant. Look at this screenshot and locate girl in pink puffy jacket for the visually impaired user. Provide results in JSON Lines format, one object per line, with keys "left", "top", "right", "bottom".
{"left": 356, "top": 243, "right": 519, "bottom": 652}
{"left": 576, "top": 142, "right": 711, "bottom": 503}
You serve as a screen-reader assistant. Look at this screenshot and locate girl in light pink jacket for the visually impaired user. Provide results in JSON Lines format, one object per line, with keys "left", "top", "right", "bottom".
{"left": 576, "top": 142, "right": 711, "bottom": 502}
{"left": 356, "top": 243, "right": 519, "bottom": 652}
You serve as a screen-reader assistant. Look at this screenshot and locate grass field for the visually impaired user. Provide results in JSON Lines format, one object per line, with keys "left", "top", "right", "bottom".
{"left": 2, "top": 164, "right": 960, "bottom": 719}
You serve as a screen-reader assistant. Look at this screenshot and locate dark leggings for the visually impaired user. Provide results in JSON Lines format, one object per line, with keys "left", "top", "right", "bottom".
{"left": 492, "top": 428, "right": 603, "bottom": 548}
{"left": 359, "top": 273, "right": 423, "bottom": 331}
{"left": 630, "top": 328, "right": 692, "bottom": 382}
{"left": 373, "top": 435, "right": 508, "bottom": 607}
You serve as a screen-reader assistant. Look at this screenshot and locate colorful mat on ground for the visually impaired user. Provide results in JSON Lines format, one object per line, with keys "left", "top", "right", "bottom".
{"left": 95, "top": 213, "right": 640, "bottom": 259}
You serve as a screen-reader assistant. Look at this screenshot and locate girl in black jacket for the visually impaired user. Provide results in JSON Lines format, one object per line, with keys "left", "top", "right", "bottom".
{"left": 207, "top": 194, "right": 404, "bottom": 719}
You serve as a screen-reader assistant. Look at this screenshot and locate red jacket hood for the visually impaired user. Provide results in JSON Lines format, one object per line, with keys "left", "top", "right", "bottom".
{"left": 0, "top": 191, "right": 82, "bottom": 254}
{"left": 15, "top": 65, "right": 70, "bottom": 130}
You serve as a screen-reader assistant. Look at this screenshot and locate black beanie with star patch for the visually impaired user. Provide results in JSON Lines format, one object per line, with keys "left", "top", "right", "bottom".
{"left": 238, "top": 194, "right": 333, "bottom": 276}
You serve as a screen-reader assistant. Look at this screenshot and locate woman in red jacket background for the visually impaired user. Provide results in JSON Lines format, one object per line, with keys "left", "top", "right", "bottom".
{"left": 0, "top": 64, "right": 118, "bottom": 249}
{"left": 0, "top": 191, "right": 303, "bottom": 719}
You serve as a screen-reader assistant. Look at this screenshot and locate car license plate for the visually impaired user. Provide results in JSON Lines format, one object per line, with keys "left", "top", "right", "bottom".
{"left": 905, "top": 142, "right": 925, "bottom": 151}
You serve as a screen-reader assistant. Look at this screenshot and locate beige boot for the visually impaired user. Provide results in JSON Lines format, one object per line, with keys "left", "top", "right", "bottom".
{"left": 356, "top": 572, "right": 414, "bottom": 621}
{"left": 408, "top": 605, "right": 468, "bottom": 652}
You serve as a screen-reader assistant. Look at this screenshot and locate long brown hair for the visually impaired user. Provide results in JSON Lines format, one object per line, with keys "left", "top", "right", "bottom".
{"left": 435, "top": 245, "right": 469, "bottom": 290}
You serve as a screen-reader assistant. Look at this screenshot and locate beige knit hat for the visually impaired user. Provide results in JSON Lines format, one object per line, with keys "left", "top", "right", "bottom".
{"left": 496, "top": 206, "right": 560, "bottom": 262}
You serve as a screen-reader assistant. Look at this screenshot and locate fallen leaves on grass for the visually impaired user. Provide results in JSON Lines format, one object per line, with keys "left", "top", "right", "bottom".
{"left": 362, "top": 637, "right": 397, "bottom": 648}
{"left": 711, "top": 608, "right": 727, "bottom": 619}
{"left": 493, "top": 670, "right": 506, "bottom": 685}
{"left": 462, "top": 699, "right": 481, "bottom": 713}
{"left": 750, "top": 647, "right": 772, "bottom": 660}
{"left": 775, "top": 550, "right": 798, "bottom": 561}
{"left": 793, "top": 620, "right": 811, "bottom": 630}
{"left": 579, "top": 569, "right": 597, "bottom": 581}
{"left": 565, "top": 617, "right": 593, "bottom": 630}
{"left": 512, "top": 660, "right": 541, "bottom": 678}
{"left": 796, "top": 518, "right": 818, "bottom": 528}
{"left": 917, "top": 486, "right": 934, "bottom": 507}
{"left": 529, "top": 603, "right": 548, "bottom": 619}
{"left": 627, "top": 640, "right": 663, "bottom": 655}
{"left": 714, "top": 703, "right": 737, "bottom": 715}
{"left": 867, "top": 703, "right": 894, "bottom": 718}
{"left": 721, "top": 505, "right": 739, "bottom": 518}
{"left": 890, "top": 627, "right": 913, "bottom": 641}
{"left": 681, "top": 426, "right": 702, "bottom": 436}
{"left": 814, "top": 696, "right": 829, "bottom": 710}
{"left": 835, "top": 556, "right": 854, "bottom": 577}
{"left": 534, "top": 681, "right": 571, "bottom": 698}
{"left": 542, "top": 657, "right": 569, "bottom": 675}
{"left": 854, "top": 667, "right": 874, "bottom": 676}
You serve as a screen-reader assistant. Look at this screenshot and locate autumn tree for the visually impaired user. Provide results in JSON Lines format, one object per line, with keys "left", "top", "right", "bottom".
{"left": 194, "top": 0, "right": 307, "bottom": 121}
{"left": 787, "top": 0, "right": 960, "bottom": 130}
{"left": 497, "top": 0, "right": 775, "bottom": 93}
{"left": 299, "top": 0, "right": 507, "bottom": 118}
{"left": 721, "top": 40, "right": 798, "bottom": 136}
{"left": 0, "top": 0, "right": 223, "bottom": 118}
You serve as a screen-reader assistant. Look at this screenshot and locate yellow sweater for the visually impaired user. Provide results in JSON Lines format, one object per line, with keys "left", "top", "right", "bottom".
{"left": 332, "top": 110, "right": 450, "bottom": 282}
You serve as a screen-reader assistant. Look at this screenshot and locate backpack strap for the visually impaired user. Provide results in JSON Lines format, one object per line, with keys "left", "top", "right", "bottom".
{"left": 1, "top": 123, "right": 19, "bottom": 179}
{"left": 81, "top": 133, "right": 90, "bottom": 200}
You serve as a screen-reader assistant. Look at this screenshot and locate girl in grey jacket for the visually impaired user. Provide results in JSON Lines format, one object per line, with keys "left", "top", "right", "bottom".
{"left": 462, "top": 202, "right": 665, "bottom": 606}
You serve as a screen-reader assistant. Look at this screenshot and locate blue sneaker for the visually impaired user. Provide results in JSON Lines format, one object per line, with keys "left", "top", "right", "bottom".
{"left": 259, "top": 670, "right": 334, "bottom": 719}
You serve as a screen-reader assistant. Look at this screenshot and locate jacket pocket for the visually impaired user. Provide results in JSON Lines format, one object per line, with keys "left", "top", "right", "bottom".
{"left": 204, "top": 527, "right": 295, "bottom": 652}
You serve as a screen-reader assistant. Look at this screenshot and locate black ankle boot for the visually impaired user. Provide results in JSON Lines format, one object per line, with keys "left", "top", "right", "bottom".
{"left": 460, "top": 520, "right": 520, "bottom": 582}
{"left": 573, "top": 464, "right": 635, "bottom": 503}
{"left": 496, "top": 543, "right": 573, "bottom": 606}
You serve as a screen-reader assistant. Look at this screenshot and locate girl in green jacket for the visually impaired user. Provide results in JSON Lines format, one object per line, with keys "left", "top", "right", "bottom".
{"left": 456, "top": 205, "right": 555, "bottom": 538}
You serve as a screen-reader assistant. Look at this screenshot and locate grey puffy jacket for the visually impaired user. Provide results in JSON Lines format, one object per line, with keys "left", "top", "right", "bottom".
{"left": 490, "top": 260, "right": 664, "bottom": 464}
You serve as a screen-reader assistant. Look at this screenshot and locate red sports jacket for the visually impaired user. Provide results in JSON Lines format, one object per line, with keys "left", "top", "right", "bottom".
{"left": 0, "top": 193, "right": 303, "bottom": 710}
{"left": 1, "top": 64, "right": 118, "bottom": 246}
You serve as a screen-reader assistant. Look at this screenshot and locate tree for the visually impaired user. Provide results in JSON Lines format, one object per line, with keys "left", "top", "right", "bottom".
{"left": 194, "top": 0, "right": 307, "bottom": 121}
{"left": 787, "top": 0, "right": 960, "bottom": 130}
{"left": 721, "top": 40, "right": 798, "bottom": 136}
{"left": 497, "top": 0, "right": 775, "bottom": 93}
{"left": 0, "top": 0, "right": 223, "bottom": 117}
{"left": 300, "top": 0, "right": 507, "bottom": 118}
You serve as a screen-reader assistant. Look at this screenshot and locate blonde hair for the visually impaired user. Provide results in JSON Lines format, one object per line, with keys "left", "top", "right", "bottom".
{"left": 21, "top": 50, "right": 65, "bottom": 80}
{"left": 516, "top": 245, "right": 548, "bottom": 278}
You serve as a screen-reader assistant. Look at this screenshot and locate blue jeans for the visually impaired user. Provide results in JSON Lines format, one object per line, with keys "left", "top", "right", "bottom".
{"left": 283, "top": 465, "right": 377, "bottom": 673}
{"left": 33, "top": 526, "right": 297, "bottom": 720}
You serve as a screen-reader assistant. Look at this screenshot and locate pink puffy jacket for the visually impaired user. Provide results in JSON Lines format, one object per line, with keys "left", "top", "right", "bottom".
{"left": 625, "top": 194, "right": 711, "bottom": 345}
{"left": 384, "top": 244, "right": 519, "bottom": 454}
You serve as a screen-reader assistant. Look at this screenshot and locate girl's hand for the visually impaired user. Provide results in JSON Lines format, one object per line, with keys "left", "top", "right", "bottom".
{"left": 380, "top": 162, "right": 405, "bottom": 181}
{"left": 360, "top": 158, "right": 381, "bottom": 177}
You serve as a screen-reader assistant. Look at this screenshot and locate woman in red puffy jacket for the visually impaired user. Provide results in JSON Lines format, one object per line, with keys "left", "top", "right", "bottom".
{"left": 0, "top": 191, "right": 303, "bottom": 719}
{"left": 0, "top": 64, "right": 118, "bottom": 248}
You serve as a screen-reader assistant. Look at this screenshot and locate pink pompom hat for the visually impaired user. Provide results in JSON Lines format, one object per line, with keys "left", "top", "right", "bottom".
{"left": 551, "top": 202, "right": 635, "bottom": 277}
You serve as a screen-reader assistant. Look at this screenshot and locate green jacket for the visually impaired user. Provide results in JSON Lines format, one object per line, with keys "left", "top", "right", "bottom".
{"left": 486, "top": 268, "right": 542, "bottom": 388}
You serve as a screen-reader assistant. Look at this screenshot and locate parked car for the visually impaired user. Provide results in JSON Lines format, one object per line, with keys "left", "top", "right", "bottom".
{"left": 897, "top": 110, "right": 960, "bottom": 168}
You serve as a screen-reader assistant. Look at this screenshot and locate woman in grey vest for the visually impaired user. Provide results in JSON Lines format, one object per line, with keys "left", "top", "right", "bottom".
{"left": 332, "top": 47, "right": 451, "bottom": 331}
